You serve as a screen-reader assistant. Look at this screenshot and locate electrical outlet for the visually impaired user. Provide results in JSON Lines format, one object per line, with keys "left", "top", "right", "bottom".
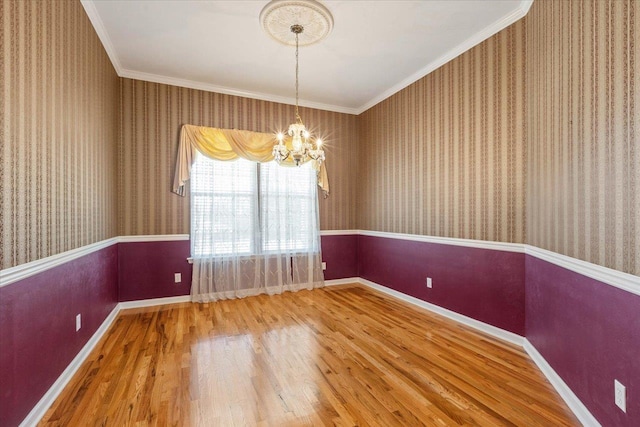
{"left": 426, "top": 277, "right": 432, "bottom": 288}
{"left": 75, "top": 314, "right": 81, "bottom": 332}
{"left": 321, "top": 262, "right": 327, "bottom": 270}
{"left": 615, "top": 380, "right": 626, "bottom": 412}
{"left": 174, "top": 273, "right": 182, "bottom": 283}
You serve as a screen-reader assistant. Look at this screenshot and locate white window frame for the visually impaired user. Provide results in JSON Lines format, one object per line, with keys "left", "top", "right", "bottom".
{"left": 190, "top": 156, "right": 318, "bottom": 258}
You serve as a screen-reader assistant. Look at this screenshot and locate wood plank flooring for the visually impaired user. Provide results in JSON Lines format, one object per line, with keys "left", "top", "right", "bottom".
{"left": 39, "top": 284, "right": 578, "bottom": 426}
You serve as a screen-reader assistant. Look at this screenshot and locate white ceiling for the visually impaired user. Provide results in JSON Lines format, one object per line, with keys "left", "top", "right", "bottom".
{"left": 82, "top": 0, "right": 532, "bottom": 115}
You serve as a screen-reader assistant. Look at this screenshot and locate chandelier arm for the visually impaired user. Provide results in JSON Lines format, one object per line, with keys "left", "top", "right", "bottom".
{"left": 268, "top": 16, "right": 326, "bottom": 168}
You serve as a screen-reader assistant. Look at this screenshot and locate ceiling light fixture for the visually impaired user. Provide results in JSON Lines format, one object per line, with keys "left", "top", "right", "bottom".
{"left": 260, "top": 0, "right": 332, "bottom": 166}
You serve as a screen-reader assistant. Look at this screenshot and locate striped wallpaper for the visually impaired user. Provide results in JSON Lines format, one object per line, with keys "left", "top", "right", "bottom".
{"left": 357, "top": 0, "right": 639, "bottom": 276}
{"left": 0, "top": 0, "right": 119, "bottom": 270}
{"left": 118, "top": 79, "right": 358, "bottom": 236}
{"left": 3, "top": 0, "right": 637, "bottom": 277}
{"left": 526, "top": 0, "right": 639, "bottom": 275}
{"left": 358, "top": 20, "right": 527, "bottom": 243}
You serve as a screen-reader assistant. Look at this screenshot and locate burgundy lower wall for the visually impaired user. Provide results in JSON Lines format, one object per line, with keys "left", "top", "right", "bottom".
{"left": 117, "top": 235, "right": 358, "bottom": 301}
{"left": 117, "top": 240, "right": 192, "bottom": 301}
{"left": 357, "top": 235, "right": 525, "bottom": 335}
{"left": 0, "top": 244, "right": 118, "bottom": 427}
{"left": 320, "top": 234, "right": 358, "bottom": 280}
{"left": 5, "top": 233, "right": 637, "bottom": 426}
{"left": 526, "top": 255, "right": 639, "bottom": 426}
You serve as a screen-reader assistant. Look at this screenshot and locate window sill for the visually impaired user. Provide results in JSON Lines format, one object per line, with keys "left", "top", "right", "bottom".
{"left": 188, "top": 252, "right": 319, "bottom": 264}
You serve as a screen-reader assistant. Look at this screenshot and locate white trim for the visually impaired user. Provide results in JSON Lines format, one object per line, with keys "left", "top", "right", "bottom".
{"left": 18, "top": 295, "right": 190, "bottom": 426}
{"left": 81, "top": 0, "right": 531, "bottom": 116}
{"left": 524, "top": 340, "right": 601, "bottom": 427}
{"left": 119, "top": 295, "right": 191, "bottom": 310}
{"left": 189, "top": 284, "right": 325, "bottom": 303}
{"left": 357, "top": 229, "right": 525, "bottom": 253}
{"left": 3, "top": 231, "right": 638, "bottom": 301}
{"left": 18, "top": 305, "right": 120, "bottom": 427}
{"left": 355, "top": 0, "right": 533, "bottom": 114}
{"left": 324, "top": 277, "right": 360, "bottom": 286}
{"left": 0, "top": 235, "right": 190, "bottom": 288}
{"left": 79, "top": 0, "right": 122, "bottom": 72}
{"left": 525, "top": 245, "right": 640, "bottom": 297}
{"left": 118, "top": 234, "right": 190, "bottom": 243}
{"left": 320, "top": 229, "right": 359, "bottom": 236}
{"left": 119, "top": 69, "right": 359, "bottom": 115}
{"left": 0, "top": 238, "right": 118, "bottom": 288}
{"left": 357, "top": 278, "right": 525, "bottom": 347}
{"left": 335, "top": 229, "right": 640, "bottom": 297}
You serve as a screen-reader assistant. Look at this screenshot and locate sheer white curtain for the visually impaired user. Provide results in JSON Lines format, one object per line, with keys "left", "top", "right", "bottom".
{"left": 190, "top": 155, "right": 324, "bottom": 302}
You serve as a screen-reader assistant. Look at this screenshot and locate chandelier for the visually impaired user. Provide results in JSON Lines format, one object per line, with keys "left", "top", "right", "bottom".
{"left": 260, "top": 0, "right": 333, "bottom": 167}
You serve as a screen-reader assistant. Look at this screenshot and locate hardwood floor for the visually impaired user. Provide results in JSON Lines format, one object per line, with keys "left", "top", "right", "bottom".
{"left": 39, "top": 284, "right": 578, "bottom": 426}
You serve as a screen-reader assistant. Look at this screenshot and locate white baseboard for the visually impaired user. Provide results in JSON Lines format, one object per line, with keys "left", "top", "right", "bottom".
{"left": 357, "top": 278, "right": 525, "bottom": 347}
{"left": 119, "top": 295, "right": 191, "bottom": 309}
{"left": 324, "top": 277, "right": 360, "bottom": 286}
{"left": 19, "top": 281, "right": 599, "bottom": 427}
{"left": 524, "top": 340, "right": 601, "bottom": 427}
{"left": 357, "top": 278, "right": 600, "bottom": 425}
{"left": 19, "top": 295, "right": 191, "bottom": 426}
{"left": 19, "top": 305, "right": 120, "bottom": 427}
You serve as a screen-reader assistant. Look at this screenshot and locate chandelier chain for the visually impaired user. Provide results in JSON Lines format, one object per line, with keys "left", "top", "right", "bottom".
{"left": 270, "top": 17, "right": 325, "bottom": 169}
{"left": 295, "top": 31, "right": 301, "bottom": 123}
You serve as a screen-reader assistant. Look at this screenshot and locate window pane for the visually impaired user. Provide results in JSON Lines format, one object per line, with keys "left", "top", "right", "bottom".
{"left": 191, "top": 156, "right": 257, "bottom": 256}
{"left": 260, "top": 161, "right": 318, "bottom": 253}
{"left": 190, "top": 155, "right": 318, "bottom": 257}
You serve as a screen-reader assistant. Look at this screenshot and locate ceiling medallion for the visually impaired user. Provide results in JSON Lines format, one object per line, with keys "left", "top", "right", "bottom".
{"left": 260, "top": 0, "right": 334, "bottom": 46}
{"left": 261, "top": 0, "right": 332, "bottom": 167}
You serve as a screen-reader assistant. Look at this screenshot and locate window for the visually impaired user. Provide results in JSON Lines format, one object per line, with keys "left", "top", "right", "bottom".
{"left": 191, "top": 155, "right": 319, "bottom": 257}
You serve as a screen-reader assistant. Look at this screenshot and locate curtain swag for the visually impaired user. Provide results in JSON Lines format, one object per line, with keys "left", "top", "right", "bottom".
{"left": 172, "top": 124, "right": 329, "bottom": 197}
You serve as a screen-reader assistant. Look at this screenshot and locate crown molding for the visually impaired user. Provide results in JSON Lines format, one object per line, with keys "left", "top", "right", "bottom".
{"left": 118, "top": 69, "right": 360, "bottom": 115}
{"left": 80, "top": 0, "right": 122, "bottom": 72}
{"left": 80, "top": 0, "right": 356, "bottom": 115}
{"left": 81, "top": 0, "right": 533, "bottom": 116}
{"left": 356, "top": 0, "right": 534, "bottom": 114}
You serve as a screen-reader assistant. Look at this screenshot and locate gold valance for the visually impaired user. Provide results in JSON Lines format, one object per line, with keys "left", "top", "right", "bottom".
{"left": 172, "top": 124, "right": 329, "bottom": 197}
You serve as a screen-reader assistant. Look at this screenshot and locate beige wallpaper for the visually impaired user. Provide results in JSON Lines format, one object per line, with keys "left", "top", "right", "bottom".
{"left": 3, "top": 0, "right": 636, "bottom": 277}
{"left": 118, "top": 79, "right": 358, "bottom": 236}
{"left": 0, "top": 0, "right": 119, "bottom": 269}
{"left": 358, "top": 22, "right": 527, "bottom": 243}
{"left": 526, "top": 0, "right": 639, "bottom": 275}
{"left": 357, "top": 0, "right": 639, "bottom": 275}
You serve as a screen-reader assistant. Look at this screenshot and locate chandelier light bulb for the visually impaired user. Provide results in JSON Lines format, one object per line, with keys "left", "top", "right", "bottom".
{"left": 293, "top": 135, "right": 302, "bottom": 151}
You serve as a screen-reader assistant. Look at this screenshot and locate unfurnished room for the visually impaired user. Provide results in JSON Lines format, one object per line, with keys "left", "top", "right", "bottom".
{"left": 0, "top": 0, "right": 638, "bottom": 426}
